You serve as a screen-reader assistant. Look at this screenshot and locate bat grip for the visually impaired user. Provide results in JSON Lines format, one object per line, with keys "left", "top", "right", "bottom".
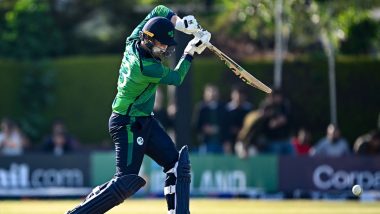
{"left": 193, "top": 30, "right": 213, "bottom": 49}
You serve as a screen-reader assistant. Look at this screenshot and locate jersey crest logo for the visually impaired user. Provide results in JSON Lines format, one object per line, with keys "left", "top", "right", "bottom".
{"left": 137, "top": 137, "right": 144, "bottom": 146}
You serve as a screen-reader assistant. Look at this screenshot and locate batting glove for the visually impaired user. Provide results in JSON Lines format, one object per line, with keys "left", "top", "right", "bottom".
{"left": 175, "top": 15, "right": 200, "bottom": 35}
{"left": 184, "top": 30, "right": 211, "bottom": 55}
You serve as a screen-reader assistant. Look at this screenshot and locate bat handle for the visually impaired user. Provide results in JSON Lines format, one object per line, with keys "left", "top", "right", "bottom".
{"left": 193, "top": 32, "right": 213, "bottom": 50}
{"left": 204, "top": 41, "right": 212, "bottom": 47}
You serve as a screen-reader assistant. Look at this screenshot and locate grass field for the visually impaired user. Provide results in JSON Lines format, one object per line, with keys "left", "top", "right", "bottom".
{"left": 1, "top": 199, "right": 380, "bottom": 214}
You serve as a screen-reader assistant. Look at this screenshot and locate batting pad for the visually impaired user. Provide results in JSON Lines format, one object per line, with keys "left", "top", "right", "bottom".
{"left": 175, "top": 145, "right": 191, "bottom": 214}
{"left": 66, "top": 174, "right": 146, "bottom": 214}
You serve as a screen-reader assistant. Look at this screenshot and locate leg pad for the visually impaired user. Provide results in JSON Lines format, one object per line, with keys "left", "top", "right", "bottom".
{"left": 66, "top": 174, "right": 146, "bottom": 214}
{"left": 175, "top": 145, "right": 191, "bottom": 214}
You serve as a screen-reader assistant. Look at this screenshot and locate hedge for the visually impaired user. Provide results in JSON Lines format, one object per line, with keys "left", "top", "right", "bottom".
{"left": 0, "top": 56, "right": 379, "bottom": 145}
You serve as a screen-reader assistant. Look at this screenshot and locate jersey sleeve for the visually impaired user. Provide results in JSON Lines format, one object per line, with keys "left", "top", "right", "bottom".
{"left": 127, "top": 5, "right": 176, "bottom": 41}
{"left": 140, "top": 54, "right": 193, "bottom": 86}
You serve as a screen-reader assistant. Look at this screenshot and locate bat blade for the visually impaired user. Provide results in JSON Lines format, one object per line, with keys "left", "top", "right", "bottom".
{"left": 206, "top": 43, "right": 272, "bottom": 94}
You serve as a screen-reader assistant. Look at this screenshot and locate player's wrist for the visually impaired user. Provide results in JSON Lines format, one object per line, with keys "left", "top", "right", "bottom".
{"left": 184, "top": 54, "right": 194, "bottom": 61}
{"left": 171, "top": 15, "right": 179, "bottom": 26}
{"left": 184, "top": 49, "right": 194, "bottom": 56}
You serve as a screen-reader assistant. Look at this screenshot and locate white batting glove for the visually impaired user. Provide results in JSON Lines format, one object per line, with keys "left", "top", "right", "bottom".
{"left": 184, "top": 30, "right": 211, "bottom": 55}
{"left": 175, "top": 15, "right": 200, "bottom": 35}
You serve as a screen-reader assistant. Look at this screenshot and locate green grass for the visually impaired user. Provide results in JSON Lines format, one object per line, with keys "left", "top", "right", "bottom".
{"left": 1, "top": 199, "right": 379, "bottom": 214}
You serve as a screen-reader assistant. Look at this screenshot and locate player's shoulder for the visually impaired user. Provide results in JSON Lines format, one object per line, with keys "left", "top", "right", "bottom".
{"left": 122, "top": 42, "right": 140, "bottom": 66}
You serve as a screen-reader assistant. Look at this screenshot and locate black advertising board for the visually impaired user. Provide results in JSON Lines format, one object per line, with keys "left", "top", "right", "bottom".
{"left": 0, "top": 154, "right": 90, "bottom": 189}
{"left": 279, "top": 156, "right": 380, "bottom": 191}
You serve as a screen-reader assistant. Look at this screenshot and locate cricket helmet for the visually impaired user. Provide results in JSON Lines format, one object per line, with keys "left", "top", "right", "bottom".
{"left": 141, "top": 17, "right": 177, "bottom": 46}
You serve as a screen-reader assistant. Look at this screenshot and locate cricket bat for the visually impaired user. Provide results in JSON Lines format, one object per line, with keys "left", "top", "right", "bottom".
{"left": 206, "top": 42, "right": 272, "bottom": 94}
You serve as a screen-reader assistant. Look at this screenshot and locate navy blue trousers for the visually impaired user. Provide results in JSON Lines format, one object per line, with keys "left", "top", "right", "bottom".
{"left": 109, "top": 113, "right": 179, "bottom": 177}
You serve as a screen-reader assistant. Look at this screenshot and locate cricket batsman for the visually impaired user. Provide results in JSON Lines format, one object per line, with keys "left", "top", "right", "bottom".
{"left": 66, "top": 5, "right": 210, "bottom": 214}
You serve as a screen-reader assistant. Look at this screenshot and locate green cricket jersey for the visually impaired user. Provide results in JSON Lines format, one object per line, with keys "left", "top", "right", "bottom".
{"left": 112, "top": 5, "right": 193, "bottom": 116}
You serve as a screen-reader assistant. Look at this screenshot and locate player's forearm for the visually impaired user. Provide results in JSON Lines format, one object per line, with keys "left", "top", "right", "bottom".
{"left": 159, "top": 54, "right": 193, "bottom": 86}
{"left": 174, "top": 54, "right": 193, "bottom": 84}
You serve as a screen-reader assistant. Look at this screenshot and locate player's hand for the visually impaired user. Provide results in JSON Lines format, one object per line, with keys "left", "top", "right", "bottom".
{"left": 175, "top": 15, "right": 200, "bottom": 34}
{"left": 184, "top": 30, "right": 211, "bottom": 56}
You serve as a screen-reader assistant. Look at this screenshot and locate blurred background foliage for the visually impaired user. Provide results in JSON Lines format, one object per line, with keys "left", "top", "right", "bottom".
{"left": 0, "top": 0, "right": 62, "bottom": 59}
{"left": 0, "top": 0, "right": 379, "bottom": 143}
{"left": 1, "top": 0, "right": 380, "bottom": 57}
{"left": 1, "top": 56, "right": 379, "bottom": 144}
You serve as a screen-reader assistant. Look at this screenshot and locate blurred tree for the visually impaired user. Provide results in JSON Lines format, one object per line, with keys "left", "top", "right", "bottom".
{"left": 2, "top": 0, "right": 379, "bottom": 56}
{"left": 204, "top": 0, "right": 380, "bottom": 56}
{"left": 304, "top": 0, "right": 380, "bottom": 125}
{"left": 50, "top": 0, "right": 140, "bottom": 54}
{"left": 341, "top": 18, "right": 380, "bottom": 54}
{"left": 0, "top": 0, "right": 59, "bottom": 142}
{"left": 0, "top": 0, "right": 63, "bottom": 59}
